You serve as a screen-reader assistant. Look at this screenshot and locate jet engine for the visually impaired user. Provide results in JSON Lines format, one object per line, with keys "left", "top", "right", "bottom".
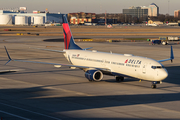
{"left": 85, "top": 70, "right": 103, "bottom": 81}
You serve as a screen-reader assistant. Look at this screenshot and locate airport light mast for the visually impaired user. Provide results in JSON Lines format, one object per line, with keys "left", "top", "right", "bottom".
{"left": 105, "top": 10, "right": 107, "bottom": 26}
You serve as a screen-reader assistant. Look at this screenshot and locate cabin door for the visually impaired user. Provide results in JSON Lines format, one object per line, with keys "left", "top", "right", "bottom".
{"left": 142, "top": 63, "right": 146, "bottom": 74}
{"left": 101, "top": 59, "right": 106, "bottom": 67}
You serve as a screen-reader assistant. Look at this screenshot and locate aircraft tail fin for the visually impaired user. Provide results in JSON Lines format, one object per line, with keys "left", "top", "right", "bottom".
{"left": 62, "top": 15, "right": 82, "bottom": 50}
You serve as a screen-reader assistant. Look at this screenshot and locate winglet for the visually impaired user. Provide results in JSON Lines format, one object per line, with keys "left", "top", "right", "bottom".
{"left": 170, "top": 46, "right": 174, "bottom": 63}
{"left": 4, "top": 46, "right": 12, "bottom": 65}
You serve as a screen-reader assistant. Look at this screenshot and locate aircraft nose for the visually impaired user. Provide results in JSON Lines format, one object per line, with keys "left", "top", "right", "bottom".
{"left": 159, "top": 69, "right": 168, "bottom": 81}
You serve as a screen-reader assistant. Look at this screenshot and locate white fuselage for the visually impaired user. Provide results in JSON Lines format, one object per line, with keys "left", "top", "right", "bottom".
{"left": 64, "top": 50, "right": 168, "bottom": 81}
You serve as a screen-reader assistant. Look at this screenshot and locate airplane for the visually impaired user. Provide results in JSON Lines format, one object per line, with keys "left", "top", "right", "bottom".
{"left": 146, "top": 23, "right": 158, "bottom": 26}
{"left": 166, "top": 23, "right": 178, "bottom": 26}
{"left": 5, "top": 15, "right": 174, "bottom": 89}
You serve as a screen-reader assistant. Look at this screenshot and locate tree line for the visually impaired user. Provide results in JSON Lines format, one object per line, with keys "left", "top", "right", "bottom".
{"left": 96, "top": 13, "right": 180, "bottom": 23}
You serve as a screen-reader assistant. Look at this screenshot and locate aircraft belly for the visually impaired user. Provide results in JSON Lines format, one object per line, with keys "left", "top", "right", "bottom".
{"left": 70, "top": 57, "right": 100, "bottom": 68}
{"left": 111, "top": 64, "right": 141, "bottom": 79}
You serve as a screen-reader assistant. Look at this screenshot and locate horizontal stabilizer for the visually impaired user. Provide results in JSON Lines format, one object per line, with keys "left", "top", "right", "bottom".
{"left": 83, "top": 47, "right": 93, "bottom": 50}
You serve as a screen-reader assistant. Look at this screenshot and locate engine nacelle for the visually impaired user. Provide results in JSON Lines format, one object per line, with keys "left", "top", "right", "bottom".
{"left": 85, "top": 70, "right": 103, "bottom": 81}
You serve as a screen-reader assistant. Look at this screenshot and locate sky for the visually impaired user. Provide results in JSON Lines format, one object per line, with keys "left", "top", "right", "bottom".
{"left": 0, "top": 0, "right": 180, "bottom": 15}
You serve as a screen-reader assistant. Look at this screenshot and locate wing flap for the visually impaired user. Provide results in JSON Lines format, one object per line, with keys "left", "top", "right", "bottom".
{"left": 0, "top": 69, "right": 23, "bottom": 73}
{"left": 30, "top": 47, "right": 65, "bottom": 53}
{"left": 14, "top": 59, "right": 111, "bottom": 72}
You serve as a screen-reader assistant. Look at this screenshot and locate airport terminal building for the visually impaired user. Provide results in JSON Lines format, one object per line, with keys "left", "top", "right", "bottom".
{"left": 0, "top": 9, "right": 65, "bottom": 25}
{"left": 123, "top": 6, "right": 148, "bottom": 19}
{"left": 123, "top": 3, "right": 159, "bottom": 19}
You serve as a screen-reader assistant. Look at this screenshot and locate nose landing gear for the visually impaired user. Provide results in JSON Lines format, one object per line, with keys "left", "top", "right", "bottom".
{"left": 151, "top": 81, "right": 162, "bottom": 89}
{"left": 151, "top": 84, "right": 157, "bottom": 88}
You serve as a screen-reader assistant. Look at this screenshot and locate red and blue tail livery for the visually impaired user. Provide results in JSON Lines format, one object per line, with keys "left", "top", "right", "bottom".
{"left": 63, "top": 15, "right": 82, "bottom": 50}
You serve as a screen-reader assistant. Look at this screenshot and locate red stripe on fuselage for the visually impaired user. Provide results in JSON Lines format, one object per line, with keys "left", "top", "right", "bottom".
{"left": 63, "top": 23, "right": 72, "bottom": 49}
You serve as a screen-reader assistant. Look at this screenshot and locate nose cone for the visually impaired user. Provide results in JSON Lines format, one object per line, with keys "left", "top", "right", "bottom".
{"left": 158, "top": 69, "right": 168, "bottom": 81}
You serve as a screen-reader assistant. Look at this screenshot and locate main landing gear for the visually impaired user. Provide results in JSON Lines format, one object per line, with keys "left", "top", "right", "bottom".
{"left": 151, "top": 81, "right": 162, "bottom": 89}
{"left": 151, "top": 84, "right": 157, "bottom": 89}
{"left": 115, "top": 76, "right": 124, "bottom": 82}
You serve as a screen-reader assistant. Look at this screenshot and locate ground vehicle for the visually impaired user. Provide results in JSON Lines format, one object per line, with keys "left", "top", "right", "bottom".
{"left": 151, "top": 40, "right": 161, "bottom": 45}
{"left": 162, "top": 41, "right": 168, "bottom": 45}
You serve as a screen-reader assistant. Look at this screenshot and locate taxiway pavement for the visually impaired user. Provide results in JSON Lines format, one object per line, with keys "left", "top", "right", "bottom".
{"left": 0, "top": 36, "right": 180, "bottom": 120}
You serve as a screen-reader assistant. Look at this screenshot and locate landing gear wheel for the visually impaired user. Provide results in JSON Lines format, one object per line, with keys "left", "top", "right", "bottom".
{"left": 120, "top": 77, "right": 124, "bottom": 81}
{"left": 116, "top": 77, "right": 120, "bottom": 82}
{"left": 116, "top": 76, "right": 124, "bottom": 82}
{"left": 151, "top": 84, "right": 156, "bottom": 89}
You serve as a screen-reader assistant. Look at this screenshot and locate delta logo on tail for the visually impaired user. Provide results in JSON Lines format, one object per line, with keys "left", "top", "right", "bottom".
{"left": 63, "top": 24, "right": 71, "bottom": 49}
{"left": 62, "top": 16, "right": 82, "bottom": 50}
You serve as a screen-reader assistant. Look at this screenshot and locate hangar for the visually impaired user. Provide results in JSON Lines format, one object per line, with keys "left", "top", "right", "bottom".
{"left": 0, "top": 9, "right": 65, "bottom": 25}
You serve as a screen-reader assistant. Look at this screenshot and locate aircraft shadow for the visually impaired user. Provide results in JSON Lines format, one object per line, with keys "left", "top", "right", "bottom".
{"left": 165, "top": 66, "right": 180, "bottom": 85}
{"left": 0, "top": 66, "right": 180, "bottom": 119}
{"left": 1, "top": 86, "right": 180, "bottom": 120}
{"left": 0, "top": 71, "right": 16, "bottom": 74}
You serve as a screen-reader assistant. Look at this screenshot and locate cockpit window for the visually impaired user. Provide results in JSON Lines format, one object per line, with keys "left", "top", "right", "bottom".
{"left": 151, "top": 66, "right": 156, "bottom": 69}
{"left": 151, "top": 66, "right": 164, "bottom": 69}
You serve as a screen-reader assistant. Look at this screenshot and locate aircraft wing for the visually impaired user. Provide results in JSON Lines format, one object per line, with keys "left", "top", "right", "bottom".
{"left": 157, "top": 46, "right": 174, "bottom": 63}
{"left": 14, "top": 60, "right": 111, "bottom": 71}
{"left": 54, "top": 64, "right": 111, "bottom": 71}
{"left": 30, "top": 47, "right": 65, "bottom": 53}
{"left": 158, "top": 58, "right": 173, "bottom": 63}
{"left": 5, "top": 46, "right": 111, "bottom": 72}
{"left": 30, "top": 47, "right": 93, "bottom": 52}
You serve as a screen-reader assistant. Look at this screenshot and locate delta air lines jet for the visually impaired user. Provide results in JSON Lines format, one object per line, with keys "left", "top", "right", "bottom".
{"left": 5, "top": 15, "right": 174, "bottom": 89}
